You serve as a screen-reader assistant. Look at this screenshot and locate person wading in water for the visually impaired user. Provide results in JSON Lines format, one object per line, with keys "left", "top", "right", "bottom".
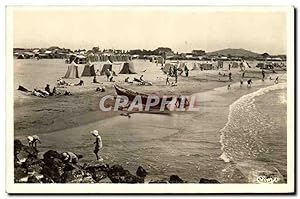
{"left": 91, "top": 130, "right": 103, "bottom": 161}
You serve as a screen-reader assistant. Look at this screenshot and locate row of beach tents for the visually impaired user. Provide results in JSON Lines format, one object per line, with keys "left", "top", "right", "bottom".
{"left": 64, "top": 61, "right": 137, "bottom": 78}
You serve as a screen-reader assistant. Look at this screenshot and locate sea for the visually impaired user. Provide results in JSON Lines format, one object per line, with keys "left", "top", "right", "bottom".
{"left": 220, "top": 82, "right": 287, "bottom": 183}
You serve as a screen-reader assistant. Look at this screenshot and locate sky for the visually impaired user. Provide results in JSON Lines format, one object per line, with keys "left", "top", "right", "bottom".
{"left": 12, "top": 7, "right": 288, "bottom": 54}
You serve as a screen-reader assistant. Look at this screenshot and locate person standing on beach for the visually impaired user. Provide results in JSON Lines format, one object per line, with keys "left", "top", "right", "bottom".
{"left": 262, "top": 70, "right": 265, "bottom": 81}
{"left": 166, "top": 75, "right": 170, "bottom": 85}
{"left": 91, "top": 130, "right": 103, "bottom": 161}
{"left": 275, "top": 76, "right": 279, "bottom": 84}
{"left": 228, "top": 72, "right": 232, "bottom": 82}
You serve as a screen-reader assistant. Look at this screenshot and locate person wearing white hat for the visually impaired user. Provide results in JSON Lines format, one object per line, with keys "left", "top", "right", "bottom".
{"left": 61, "top": 151, "right": 82, "bottom": 164}
{"left": 90, "top": 130, "right": 103, "bottom": 161}
{"left": 27, "top": 135, "right": 41, "bottom": 148}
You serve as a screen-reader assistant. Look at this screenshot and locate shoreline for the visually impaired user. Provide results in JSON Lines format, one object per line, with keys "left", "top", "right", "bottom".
{"left": 14, "top": 68, "right": 283, "bottom": 137}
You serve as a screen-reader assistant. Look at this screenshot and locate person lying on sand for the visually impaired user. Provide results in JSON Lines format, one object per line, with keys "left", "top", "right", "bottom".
{"left": 32, "top": 89, "right": 46, "bottom": 97}
{"left": 61, "top": 151, "right": 83, "bottom": 164}
{"left": 27, "top": 135, "right": 41, "bottom": 148}
{"left": 120, "top": 112, "right": 131, "bottom": 118}
{"left": 17, "top": 85, "right": 30, "bottom": 92}
{"left": 171, "top": 82, "right": 177, "bottom": 87}
{"left": 64, "top": 91, "right": 72, "bottom": 96}
{"left": 96, "top": 87, "right": 105, "bottom": 92}
{"left": 75, "top": 79, "right": 84, "bottom": 86}
{"left": 91, "top": 130, "right": 103, "bottom": 161}
{"left": 37, "top": 89, "right": 49, "bottom": 96}
{"left": 125, "top": 77, "right": 133, "bottom": 84}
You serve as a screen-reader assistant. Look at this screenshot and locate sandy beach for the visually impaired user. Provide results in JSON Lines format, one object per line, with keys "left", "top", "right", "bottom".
{"left": 14, "top": 59, "right": 287, "bottom": 183}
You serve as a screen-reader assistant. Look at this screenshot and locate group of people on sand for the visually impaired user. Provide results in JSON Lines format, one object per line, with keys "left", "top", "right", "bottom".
{"left": 23, "top": 129, "right": 104, "bottom": 163}
{"left": 18, "top": 83, "right": 72, "bottom": 98}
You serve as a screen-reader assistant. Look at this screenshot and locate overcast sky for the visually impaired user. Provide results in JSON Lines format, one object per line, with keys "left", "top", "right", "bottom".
{"left": 12, "top": 7, "right": 287, "bottom": 54}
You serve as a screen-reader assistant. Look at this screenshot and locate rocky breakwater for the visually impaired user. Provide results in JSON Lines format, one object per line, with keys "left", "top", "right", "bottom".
{"left": 14, "top": 139, "right": 220, "bottom": 184}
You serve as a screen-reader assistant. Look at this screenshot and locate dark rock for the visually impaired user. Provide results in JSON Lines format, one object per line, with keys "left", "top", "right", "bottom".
{"left": 14, "top": 139, "right": 38, "bottom": 164}
{"left": 85, "top": 163, "right": 110, "bottom": 173}
{"left": 99, "top": 177, "right": 112, "bottom": 183}
{"left": 61, "top": 168, "right": 84, "bottom": 183}
{"left": 124, "top": 173, "right": 144, "bottom": 183}
{"left": 23, "top": 146, "right": 39, "bottom": 158}
{"left": 23, "top": 156, "right": 44, "bottom": 174}
{"left": 43, "top": 150, "right": 62, "bottom": 160}
{"left": 64, "top": 162, "right": 81, "bottom": 172}
{"left": 41, "top": 158, "right": 65, "bottom": 183}
{"left": 40, "top": 176, "right": 55, "bottom": 183}
{"left": 14, "top": 167, "right": 28, "bottom": 182}
{"left": 81, "top": 175, "right": 95, "bottom": 183}
{"left": 14, "top": 139, "right": 23, "bottom": 154}
{"left": 92, "top": 171, "right": 107, "bottom": 182}
{"left": 27, "top": 175, "right": 41, "bottom": 183}
{"left": 108, "top": 165, "right": 127, "bottom": 176}
{"left": 108, "top": 164, "right": 144, "bottom": 183}
{"left": 136, "top": 166, "right": 148, "bottom": 178}
{"left": 27, "top": 163, "right": 44, "bottom": 175}
{"left": 199, "top": 178, "right": 220, "bottom": 183}
{"left": 169, "top": 175, "right": 184, "bottom": 183}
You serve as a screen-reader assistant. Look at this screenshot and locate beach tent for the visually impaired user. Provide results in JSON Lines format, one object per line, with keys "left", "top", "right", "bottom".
{"left": 217, "top": 61, "right": 223, "bottom": 68}
{"left": 100, "top": 64, "right": 113, "bottom": 75}
{"left": 156, "top": 57, "right": 165, "bottom": 65}
{"left": 119, "top": 61, "right": 137, "bottom": 74}
{"left": 200, "top": 63, "right": 213, "bottom": 70}
{"left": 162, "top": 63, "right": 175, "bottom": 74}
{"left": 232, "top": 62, "right": 239, "bottom": 68}
{"left": 81, "top": 63, "right": 96, "bottom": 77}
{"left": 178, "top": 62, "right": 187, "bottom": 71}
{"left": 191, "top": 63, "right": 200, "bottom": 70}
{"left": 64, "top": 61, "right": 79, "bottom": 78}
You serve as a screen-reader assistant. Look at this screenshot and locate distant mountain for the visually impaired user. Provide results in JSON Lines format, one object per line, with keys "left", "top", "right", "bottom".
{"left": 207, "top": 48, "right": 260, "bottom": 57}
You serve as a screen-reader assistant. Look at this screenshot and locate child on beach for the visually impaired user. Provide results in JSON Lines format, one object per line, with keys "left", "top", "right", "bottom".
{"left": 91, "top": 130, "right": 103, "bottom": 161}
{"left": 275, "top": 76, "right": 279, "bottom": 84}
{"left": 240, "top": 79, "right": 243, "bottom": 87}
{"left": 228, "top": 72, "right": 232, "bottom": 82}
{"left": 27, "top": 135, "right": 41, "bottom": 148}
{"left": 61, "top": 151, "right": 83, "bottom": 164}
{"left": 227, "top": 84, "right": 231, "bottom": 90}
{"left": 247, "top": 79, "right": 252, "bottom": 88}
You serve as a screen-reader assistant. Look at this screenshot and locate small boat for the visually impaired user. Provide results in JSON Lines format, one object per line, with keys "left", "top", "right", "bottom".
{"left": 114, "top": 84, "right": 174, "bottom": 111}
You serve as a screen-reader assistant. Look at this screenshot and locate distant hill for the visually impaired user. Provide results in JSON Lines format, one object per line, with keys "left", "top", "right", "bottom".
{"left": 207, "top": 48, "right": 260, "bottom": 57}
